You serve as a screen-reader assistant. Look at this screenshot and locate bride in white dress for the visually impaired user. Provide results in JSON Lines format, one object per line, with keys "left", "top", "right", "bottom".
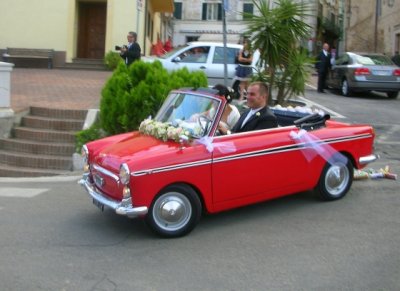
{"left": 212, "top": 84, "right": 240, "bottom": 130}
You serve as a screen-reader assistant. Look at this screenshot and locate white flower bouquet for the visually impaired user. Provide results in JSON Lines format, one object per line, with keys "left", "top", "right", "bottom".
{"left": 139, "top": 118, "right": 199, "bottom": 142}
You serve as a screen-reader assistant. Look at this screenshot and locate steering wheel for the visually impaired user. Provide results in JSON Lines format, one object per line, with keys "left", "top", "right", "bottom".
{"left": 198, "top": 115, "right": 212, "bottom": 136}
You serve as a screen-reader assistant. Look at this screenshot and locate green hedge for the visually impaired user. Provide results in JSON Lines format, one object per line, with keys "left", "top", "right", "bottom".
{"left": 104, "top": 51, "right": 123, "bottom": 70}
{"left": 99, "top": 60, "right": 208, "bottom": 135}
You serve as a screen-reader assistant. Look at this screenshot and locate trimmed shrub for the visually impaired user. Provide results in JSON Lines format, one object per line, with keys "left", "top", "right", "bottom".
{"left": 100, "top": 60, "right": 208, "bottom": 135}
{"left": 104, "top": 51, "right": 123, "bottom": 70}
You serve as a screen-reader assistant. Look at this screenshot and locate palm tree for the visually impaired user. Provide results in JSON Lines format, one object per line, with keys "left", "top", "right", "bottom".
{"left": 244, "top": 0, "right": 313, "bottom": 105}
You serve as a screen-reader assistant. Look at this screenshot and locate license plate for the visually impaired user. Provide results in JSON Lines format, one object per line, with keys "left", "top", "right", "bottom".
{"left": 373, "top": 70, "right": 390, "bottom": 76}
{"left": 93, "top": 198, "right": 104, "bottom": 211}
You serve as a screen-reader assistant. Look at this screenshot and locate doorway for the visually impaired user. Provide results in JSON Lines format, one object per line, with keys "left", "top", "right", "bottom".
{"left": 77, "top": 2, "right": 107, "bottom": 59}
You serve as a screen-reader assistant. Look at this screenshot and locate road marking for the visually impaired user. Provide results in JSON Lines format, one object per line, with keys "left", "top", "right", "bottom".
{"left": 0, "top": 187, "right": 49, "bottom": 198}
{"left": 376, "top": 124, "right": 400, "bottom": 143}
{"left": 296, "top": 96, "right": 346, "bottom": 119}
{"left": 0, "top": 175, "right": 81, "bottom": 184}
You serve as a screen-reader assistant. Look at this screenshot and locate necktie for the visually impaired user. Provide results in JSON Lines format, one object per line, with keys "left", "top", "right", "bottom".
{"left": 241, "top": 110, "right": 254, "bottom": 128}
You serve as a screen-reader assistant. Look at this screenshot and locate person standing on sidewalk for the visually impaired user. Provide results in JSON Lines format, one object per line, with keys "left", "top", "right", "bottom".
{"left": 120, "top": 31, "right": 141, "bottom": 66}
{"left": 315, "top": 42, "right": 331, "bottom": 93}
{"left": 235, "top": 38, "right": 254, "bottom": 100}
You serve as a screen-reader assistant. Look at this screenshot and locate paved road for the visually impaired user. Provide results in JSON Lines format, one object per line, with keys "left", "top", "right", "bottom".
{"left": 1, "top": 85, "right": 399, "bottom": 290}
{"left": 0, "top": 166, "right": 399, "bottom": 290}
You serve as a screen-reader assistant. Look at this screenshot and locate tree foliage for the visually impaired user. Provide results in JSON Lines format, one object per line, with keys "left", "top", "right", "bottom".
{"left": 244, "top": 0, "right": 314, "bottom": 104}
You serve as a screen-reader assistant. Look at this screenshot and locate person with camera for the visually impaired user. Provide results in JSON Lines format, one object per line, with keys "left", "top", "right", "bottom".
{"left": 118, "top": 31, "right": 141, "bottom": 66}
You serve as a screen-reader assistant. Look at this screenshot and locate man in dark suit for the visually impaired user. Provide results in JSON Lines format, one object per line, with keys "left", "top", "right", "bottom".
{"left": 315, "top": 42, "right": 331, "bottom": 93}
{"left": 219, "top": 81, "right": 277, "bottom": 134}
{"left": 120, "top": 31, "right": 141, "bottom": 66}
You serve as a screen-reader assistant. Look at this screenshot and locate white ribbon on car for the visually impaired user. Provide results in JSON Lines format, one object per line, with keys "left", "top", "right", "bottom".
{"left": 289, "top": 129, "right": 345, "bottom": 164}
{"left": 195, "top": 136, "right": 236, "bottom": 153}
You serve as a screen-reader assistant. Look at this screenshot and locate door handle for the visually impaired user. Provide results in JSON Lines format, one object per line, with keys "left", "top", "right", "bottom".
{"left": 199, "top": 66, "right": 206, "bottom": 69}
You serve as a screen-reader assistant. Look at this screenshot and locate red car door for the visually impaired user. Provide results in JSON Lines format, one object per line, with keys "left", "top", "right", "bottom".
{"left": 210, "top": 127, "right": 312, "bottom": 211}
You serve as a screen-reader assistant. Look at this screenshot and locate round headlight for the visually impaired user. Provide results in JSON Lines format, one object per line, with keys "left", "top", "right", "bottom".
{"left": 81, "top": 145, "right": 89, "bottom": 163}
{"left": 119, "top": 163, "right": 130, "bottom": 185}
{"left": 81, "top": 145, "right": 89, "bottom": 172}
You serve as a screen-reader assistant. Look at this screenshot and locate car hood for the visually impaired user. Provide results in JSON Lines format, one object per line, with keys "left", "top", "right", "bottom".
{"left": 92, "top": 132, "right": 189, "bottom": 173}
{"left": 141, "top": 56, "right": 160, "bottom": 62}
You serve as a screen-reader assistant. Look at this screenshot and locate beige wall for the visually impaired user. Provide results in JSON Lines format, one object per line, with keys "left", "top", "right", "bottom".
{"left": 1, "top": 0, "right": 158, "bottom": 62}
{"left": 345, "top": 0, "right": 375, "bottom": 52}
{"left": 0, "top": 0, "right": 70, "bottom": 50}
{"left": 379, "top": 0, "right": 400, "bottom": 55}
{"left": 345, "top": 0, "right": 400, "bottom": 55}
{"left": 106, "top": 0, "right": 144, "bottom": 52}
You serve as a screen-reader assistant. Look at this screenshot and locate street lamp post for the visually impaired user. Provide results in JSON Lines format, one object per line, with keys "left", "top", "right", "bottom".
{"left": 222, "top": 0, "right": 228, "bottom": 87}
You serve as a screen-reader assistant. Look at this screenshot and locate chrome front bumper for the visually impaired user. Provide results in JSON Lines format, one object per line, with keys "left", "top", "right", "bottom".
{"left": 79, "top": 174, "right": 148, "bottom": 218}
{"left": 359, "top": 154, "right": 379, "bottom": 166}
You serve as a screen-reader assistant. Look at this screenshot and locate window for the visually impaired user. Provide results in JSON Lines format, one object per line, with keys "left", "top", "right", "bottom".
{"left": 186, "top": 36, "right": 199, "bottom": 43}
{"left": 337, "top": 54, "right": 350, "bottom": 65}
{"left": 174, "top": 2, "right": 182, "bottom": 20}
{"left": 202, "top": 3, "right": 222, "bottom": 21}
{"left": 213, "top": 47, "right": 240, "bottom": 64}
{"left": 243, "top": 3, "right": 254, "bottom": 20}
{"left": 179, "top": 46, "right": 210, "bottom": 63}
{"left": 146, "top": 12, "right": 153, "bottom": 40}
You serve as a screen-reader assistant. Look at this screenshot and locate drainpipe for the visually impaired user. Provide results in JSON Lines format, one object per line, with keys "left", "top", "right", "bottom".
{"left": 143, "top": 0, "right": 148, "bottom": 55}
{"left": 374, "top": 0, "right": 380, "bottom": 52}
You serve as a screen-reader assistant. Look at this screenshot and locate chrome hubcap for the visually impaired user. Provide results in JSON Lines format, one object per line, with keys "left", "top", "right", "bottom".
{"left": 160, "top": 199, "right": 184, "bottom": 222}
{"left": 153, "top": 192, "right": 191, "bottom": 231}
{"left": 325, "top": 163, "right": 349, "bottom": 196}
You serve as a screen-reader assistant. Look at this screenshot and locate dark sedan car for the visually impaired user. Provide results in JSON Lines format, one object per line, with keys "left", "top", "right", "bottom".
{"left": 327, "top": 52, "right": 400, "bottom": 98}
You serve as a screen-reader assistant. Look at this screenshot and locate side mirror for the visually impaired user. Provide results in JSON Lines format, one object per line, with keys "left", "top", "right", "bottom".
{"left": 173, "top": 56, "right": 181, "bottom": 62}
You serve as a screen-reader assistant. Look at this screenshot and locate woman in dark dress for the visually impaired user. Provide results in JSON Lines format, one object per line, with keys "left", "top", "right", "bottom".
{"left": 235, "top": 39, "right": 253, "bottom": 100}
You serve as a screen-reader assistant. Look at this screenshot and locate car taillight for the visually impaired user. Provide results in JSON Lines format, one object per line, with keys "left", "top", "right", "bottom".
{"left": 354, "top": 68, "right": 370, "bottom": 75}
{"left": 393, "top": 69, "right": 400, "bottom": 76}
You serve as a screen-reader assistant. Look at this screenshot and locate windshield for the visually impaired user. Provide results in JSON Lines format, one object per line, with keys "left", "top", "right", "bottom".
{"left": 154, "top": 91, "right": 221, "bottom": 138}
{"left": 159, "top": 44, "right": 190, "bottom": 59}
{"left": 356, "top": 54, "right": 394, "bottom": 66}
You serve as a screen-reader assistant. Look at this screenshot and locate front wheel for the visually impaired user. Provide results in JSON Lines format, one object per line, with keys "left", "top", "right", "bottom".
{"left": 146, "top": 184, "right": 202, "bottom": 238}
{"left": 315, "top": 155, "right": 353, "bottom": 201}
{"left": 387, "top": 91, "right": 399, "bottom": 99}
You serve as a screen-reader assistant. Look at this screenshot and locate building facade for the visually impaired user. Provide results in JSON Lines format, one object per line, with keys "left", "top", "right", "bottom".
{"left": 171, "top": 0, "right": 255, "bottom": 45}
{"left": 171, "top": 0, "right": 321, "bottom": 54}
{"left": 345, "top": 0, "right": 400, "bottom": 56}
{"left": 0, "top": 0, "right": 173, "bottom": 67}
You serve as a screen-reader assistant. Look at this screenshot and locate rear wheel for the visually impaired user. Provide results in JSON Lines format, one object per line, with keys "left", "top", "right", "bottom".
{"left": 146, "top": 184, "right": 202, "bottom": 238}
{"left": 387, "top": 91, "right": 399, "bottom": 99}
{"left": 315, "top": 154, "right": 353, "bottom": 201}
{"left": 341, "top": 79, "right": 351, "bottom": 96}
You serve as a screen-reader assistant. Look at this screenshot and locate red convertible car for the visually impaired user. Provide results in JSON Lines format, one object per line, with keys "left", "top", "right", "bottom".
{"left": 79, "top": 88, "right": 377, "bottom": 237}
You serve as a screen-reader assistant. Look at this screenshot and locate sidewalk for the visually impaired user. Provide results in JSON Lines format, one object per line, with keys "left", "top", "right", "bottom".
{"left": 9, "top": 68, "right": 318, "bottom": 113}
{"left": 10, "top": 68, "right": 112, "bottom": 113}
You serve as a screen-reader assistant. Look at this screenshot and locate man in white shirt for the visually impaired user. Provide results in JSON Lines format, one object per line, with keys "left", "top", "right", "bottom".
{"left": 315, "top": 42, "right": 331, "bottom": 93}
{"left": 219, "top": 82, "right": 277, "bottom": 134}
